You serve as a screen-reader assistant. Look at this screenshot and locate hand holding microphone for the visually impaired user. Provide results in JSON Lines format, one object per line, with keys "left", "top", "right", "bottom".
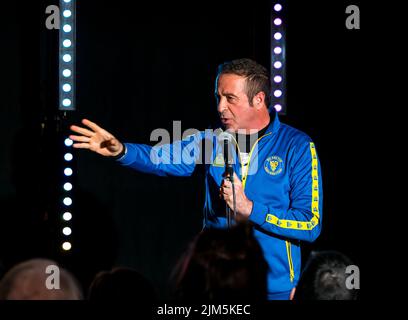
{"left": 217, "top": 131, "right": 253, "bottom": 224}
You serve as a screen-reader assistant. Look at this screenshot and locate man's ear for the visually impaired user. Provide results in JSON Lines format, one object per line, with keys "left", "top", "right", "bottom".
{"left": 252, "top": 91, "right": 266, "bottom": 109}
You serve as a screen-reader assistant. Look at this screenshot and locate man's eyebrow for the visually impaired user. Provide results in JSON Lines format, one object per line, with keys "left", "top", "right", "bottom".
{"left": 220, "top": 92, "right": 239, "bottom": 98}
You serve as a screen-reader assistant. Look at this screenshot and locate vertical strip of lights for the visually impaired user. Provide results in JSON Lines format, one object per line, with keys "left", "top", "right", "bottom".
{"left": 270, "top": 2, "right": 286, "bottom": 114}
{"left": 62, "top": 137, "right": 74, "bottom": 252}
{"left": 59, "top": 0, "right": 76, "bottom": 112}
{"left": 59, "top": 0, "right": 76, "bottom": 252}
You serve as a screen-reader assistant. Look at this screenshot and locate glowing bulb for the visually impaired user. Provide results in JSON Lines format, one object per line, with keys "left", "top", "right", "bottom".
{"left": 274, "top": 47, "right": 282, "bottom": 54}
{"left": 64, "top": 168, "right": 73, "bottom": 176}
{"left": 63, "top": 212, "right": 72, "bottom": 221}
{"left": 62, "top": 84, "right": 72, "bottom": 92}
{"left": 63, "top": 24, "right": 72, "bottom": 33}
{"left": 63, "top": 69, "right": 71, "bottom": 77}
{"left": 274, "top": 61, "right": 282, "bottom": 69}
{"left": 63, "top": 227, "right": 72, "bottom": 236}
{"left": 65, "top": 138, "right": 73, "bottom": 146}
{"left": 274, "top": 18, "right": 282, "bottom": 26}
{"left": 62, "top": 99, "right": 71, "bottom": 107}
{"left": 63, "top": 39, "right": 72, "bottom": 48}
{"left": 274, "top": 32, "right": 282, "bottom": 40}
{"left": 63, "top": 10, "right": 72, "bottom": 18}
{"left": 62, "top": 242, "right": 72, "bottom": 251}
{"left": 274, "top": 90, "right": 282, "bottom": 97}
{"left": 63, "top": 197, "right": 72, "bottom": 206}
{"left": 274, "top": 75, "right": 282, "bottom": 83}
{"left": 63, "top": 54, "right": 72, "bottom": 62}
{"left": 274, "top": 104, "right": 282, "bottom": 112}
{"left": 64, "top": 153, "right": 73, "bottom": 161}
{"left": 274, "top": 4, "right": 282, "bottom": 12}
{"left": 63, "top": 182, "right": 73, "bottom": 191}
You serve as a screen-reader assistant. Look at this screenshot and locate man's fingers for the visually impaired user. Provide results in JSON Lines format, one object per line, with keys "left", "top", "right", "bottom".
{"left": 72, "top": 142, "right": 90, "bottom": 149}
{"left": 70, "top": 125, "right": 95, "bottom": 137}
{"left": 69, "top": 135, "right": 90, "bottom": 143}
{"left": 223, "top": 179, "right": 232, "bottom": 188}
{"left": 82, "top": 119, "right": 103, "bottom": 132}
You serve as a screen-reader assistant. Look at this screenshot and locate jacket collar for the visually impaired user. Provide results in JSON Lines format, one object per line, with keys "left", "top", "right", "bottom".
{"left": 264, "top": 110, "right": 281, "bottom": 136}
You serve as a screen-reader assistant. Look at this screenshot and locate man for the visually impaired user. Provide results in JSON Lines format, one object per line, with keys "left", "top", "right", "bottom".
{"left": 70, "top": 58, "right": 323, "bottom": 300}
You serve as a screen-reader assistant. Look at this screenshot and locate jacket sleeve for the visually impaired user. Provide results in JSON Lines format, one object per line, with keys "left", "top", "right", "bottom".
{"left": 248, "top": 141, "right": 323, "bottom": 242}
{"left": 116, "top": 132, "right": 204, "bottom": 177}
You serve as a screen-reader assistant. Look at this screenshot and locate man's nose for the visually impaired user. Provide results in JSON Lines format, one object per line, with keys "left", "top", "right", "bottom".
{"left": 217, "top": 98, "right": 226, "bottom": 114}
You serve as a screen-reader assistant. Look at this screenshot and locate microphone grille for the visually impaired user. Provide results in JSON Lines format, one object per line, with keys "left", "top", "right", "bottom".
{"left": 218, "top": 131, "right": 233, "bottom": 143}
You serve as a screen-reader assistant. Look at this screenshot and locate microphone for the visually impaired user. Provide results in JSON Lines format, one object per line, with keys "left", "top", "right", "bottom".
{"left": 218, "top": 131, "right": 236, "bottom": 227}
{"left": 218, "top": 131, "right": 234, "bottom": 180}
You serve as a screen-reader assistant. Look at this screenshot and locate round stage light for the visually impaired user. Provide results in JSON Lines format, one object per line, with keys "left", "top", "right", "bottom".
{"left": 64, "top": 153, "right": 73, "bottom": 161}
{"left": 63, "top": 39, "right": 72, "bottom": 48}
{"left": 64, "top": 138, "right": 73, "bottom": 146}
{"left": 64, "top": 168, "right": 73, "bottom": 176}
{"left": 63, "top": 54, "right": 72, "bottom": 62}
{"left": 63, "top": 212, "right": 72, "bottom": 221}
{"left": 62, "top": 242, "right": 72, "bottom": 251}
{"left": 274, "top": 61, "right": 282, "bottom": 69}
{"left": 63, "top": 24, "right": 72, "bottom": 33}
{"left": 274, "top": 47, "right": 282, "bottom": 54}
{"left": 63, "top": 69, "right": 71, "bottom": 77}
{"left": 274, "top": 18, "right": 282, "bottom": 26}
{"left": 274, "top": 32, "right": 282, "bottom": 40}
{"left": 62, "top": 84, "right": 72, "bottom": 92}
{"left": 274, "top": 104, "right": 282, "bottom": 112}
{"left": 63, "top": 197, "right": 72, "bottom": 206}
{"left": 63, "top": 182, "right": 73, "bottom": 191}
{"left": 63, "top": 227, "right": 72, "bottom": 236}
{"left": 63, "top": 10, "right": 72, "bottom": 18}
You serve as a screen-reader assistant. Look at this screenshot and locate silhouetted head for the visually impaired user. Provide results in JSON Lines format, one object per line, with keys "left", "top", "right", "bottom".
{"left": 88, "top": 267, "right": 157, "bottom": 301}
{"left": 294, "top": 250, "right": 359, "bottom": 300}
{"left": 0, "top": 258, "right": 83, "bottom": 300}
{"left": 174, "top": 222, "right": 268, "bottom": 301}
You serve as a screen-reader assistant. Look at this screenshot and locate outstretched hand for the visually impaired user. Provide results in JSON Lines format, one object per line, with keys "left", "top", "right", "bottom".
{"left": 69, "top": 119, "right": 124, "bottom": 157}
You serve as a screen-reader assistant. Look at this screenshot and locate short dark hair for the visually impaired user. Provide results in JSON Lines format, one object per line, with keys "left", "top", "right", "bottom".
{"left": 294, "top": 250, "right": 359, "bottom": 300}
{"left": 174, "top": 222, "right": 268, "bottom": 301}
{"left": 88, "top": 267, "right": 157, "bottom": 301}
{"left": 217, "top": 58, "right": 270, "bottom": 107}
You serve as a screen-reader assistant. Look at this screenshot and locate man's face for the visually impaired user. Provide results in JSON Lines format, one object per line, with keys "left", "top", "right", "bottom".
{"left": 215, "top": 73, "right": 258, "bottom": 132}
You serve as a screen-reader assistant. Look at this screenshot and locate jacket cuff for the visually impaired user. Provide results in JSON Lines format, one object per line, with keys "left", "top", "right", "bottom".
{"left": 113, "top": 143, "right": 128, "bottom": 162}
{"left": 248, "top": 201, "right": 268, "bottom": 226}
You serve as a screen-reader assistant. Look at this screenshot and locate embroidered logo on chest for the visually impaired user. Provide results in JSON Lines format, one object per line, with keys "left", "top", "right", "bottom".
{"left": 264, "top": 156, "right": 283, "bottom": 176}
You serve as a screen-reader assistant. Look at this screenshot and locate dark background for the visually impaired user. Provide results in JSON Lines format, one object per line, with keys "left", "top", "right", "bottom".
{"left": 0, "top": 0, "right": 380, "bottom": 299}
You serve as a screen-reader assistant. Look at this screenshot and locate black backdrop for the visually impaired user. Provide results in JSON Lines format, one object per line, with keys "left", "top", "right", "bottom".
{"left": 0, "top": 0, "right": 380, "bottom": 299}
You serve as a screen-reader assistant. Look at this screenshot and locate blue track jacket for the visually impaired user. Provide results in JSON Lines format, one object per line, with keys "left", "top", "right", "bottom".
{"left": 117, "top": 112, "right": 323, "bottom": 297}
